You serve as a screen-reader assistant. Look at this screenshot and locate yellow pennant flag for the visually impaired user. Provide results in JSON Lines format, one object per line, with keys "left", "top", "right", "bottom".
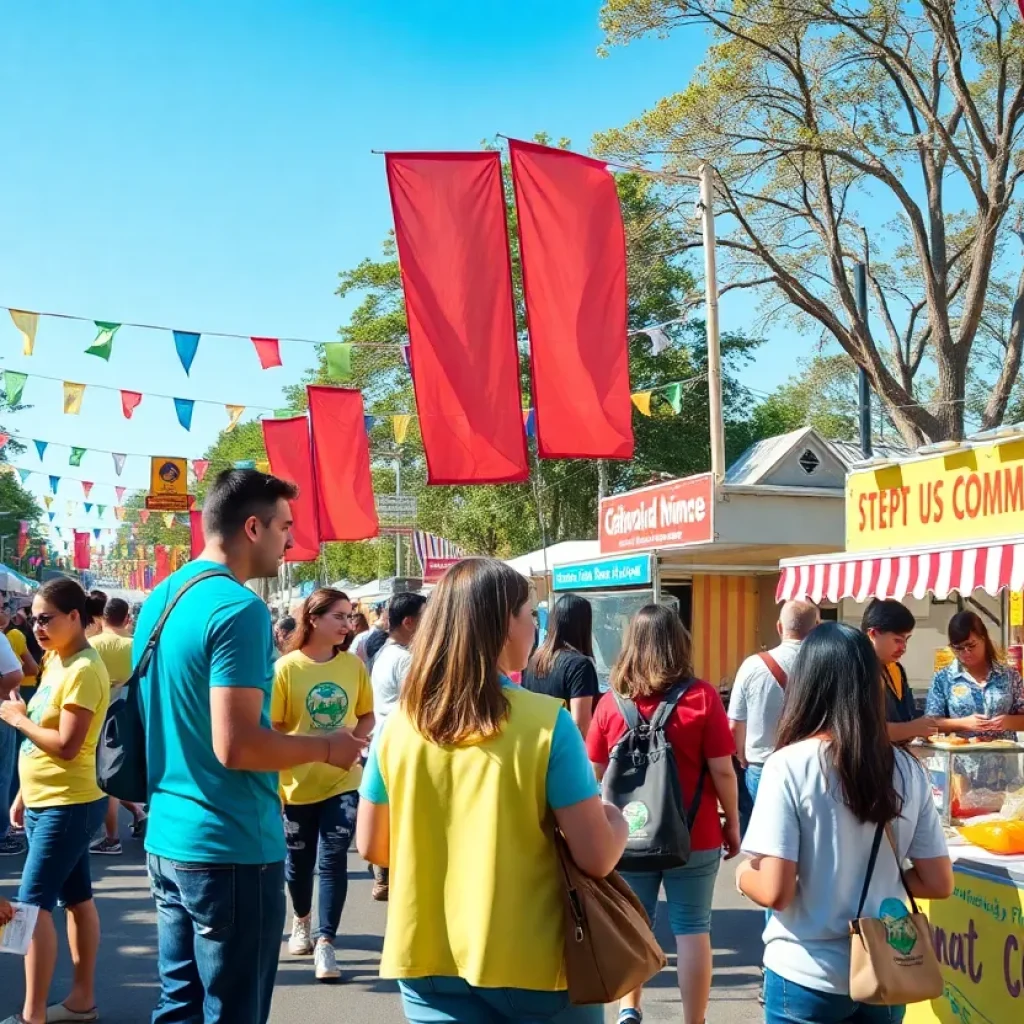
{"left": 162, "top": 512, "right": 176, "bottom": 529}
{"left": 9, "top": 310, "right": 38, "bottom": 356}
{"left": 225, "top": 404, "right": 245, "bottom": 432}
{"left": 256, "top": 460, "right": 270, "bottom": 474}
{"left": 114, "top": 506, "right": 126, "bottom": 521}
{"left": 393, "top": 414, "right": 412, "bottom": 444}
{"left": 43, "top": 496, "right": 53, "bottom": 510}
{"left": 63, "top": 381, "right": 86, "bottom": 415}
{"left": 631, "top": 391, "right": 653, "bottom": 416}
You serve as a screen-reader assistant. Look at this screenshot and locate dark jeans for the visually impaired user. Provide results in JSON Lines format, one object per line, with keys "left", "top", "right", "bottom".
{"left": 736, "top": 758, "right": 755, "bottom": 836}
{"left": 148, "top": 855, "right": 286, "bottom": 1024}
{"left": 764, "top": 970, "right": 906, "bottom": 1023}
{"left": 283, "top": 790, "right": 357, "bottom": 943}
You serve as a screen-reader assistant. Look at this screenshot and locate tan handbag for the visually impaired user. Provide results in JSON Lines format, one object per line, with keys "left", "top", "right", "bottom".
{"left": 849, "top": 822, "right": 943, "bottom": 1006}
{"left": 552, "top": 829, "right": 666, "bottom": 1005}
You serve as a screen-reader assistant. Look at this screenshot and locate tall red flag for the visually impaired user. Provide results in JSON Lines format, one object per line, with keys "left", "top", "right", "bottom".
{"left": 189, "top": 510, "right": 205, "bottom": 561}
{"left": 385, "top": 152, "right": 528, "bottom": 484}
{"left": 73, "top": 531, "right": 90, "bottom": 570}
{"left": 262, "top": 417, "right": 320, "bottom": 562}
{"left": 154, "top": 545, "right": 170, "bottom": 586}
{"left": 509, "top": 139, "right": 633, "bottom": 460}
{"left": 307, "top": 387, "right": 379, "bottom": 542}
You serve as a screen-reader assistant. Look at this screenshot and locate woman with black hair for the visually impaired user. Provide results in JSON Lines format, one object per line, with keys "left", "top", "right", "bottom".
{"left": 737, "top": 622, "right": 953, "bottom": 1023}
{"left": 522, "top": 594, "right": 600, "bottom": 736}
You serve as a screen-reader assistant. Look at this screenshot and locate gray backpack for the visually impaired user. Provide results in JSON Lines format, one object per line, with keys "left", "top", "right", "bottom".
{"left": 602, "top": 681, "right": 707, "bottom": 872}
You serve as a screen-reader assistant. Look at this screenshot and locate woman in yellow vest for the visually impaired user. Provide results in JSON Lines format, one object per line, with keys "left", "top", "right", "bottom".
{"left": 357, "top": 558, "right": 629, "bottom": 1023}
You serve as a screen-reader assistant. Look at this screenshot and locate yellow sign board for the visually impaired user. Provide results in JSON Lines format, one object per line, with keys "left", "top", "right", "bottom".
{"left": 149, "top": 457, "right": 187, "bottom": 498}
{"left": 846, "top": 439, "right": 1024, "bottom": 552}
{"left": 906, "top": 867, "right": 1024, "bottom": 1024}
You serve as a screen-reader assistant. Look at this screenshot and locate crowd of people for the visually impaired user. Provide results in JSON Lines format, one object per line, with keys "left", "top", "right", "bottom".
{"left": 0, "top": 466, "right": 1020, "bottom": 1023}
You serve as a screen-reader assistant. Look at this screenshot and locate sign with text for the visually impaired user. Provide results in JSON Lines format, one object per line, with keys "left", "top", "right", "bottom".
{"left": 847, "top": 439, "right": 1024, "bottom": 552}
{"left": 422, "top": 557, "right": 460, "bottom": 583}
{"left": 145, "top": 494, "right": 192, "bottom": 512}
{"left": 599, "top": 474, "right": 714, "bottom": 555}
{"left": 553, "top": 553, "right": 652, "bottom": 592}
{"left": 150, "top": 457, "right": 187, "bottom": 498}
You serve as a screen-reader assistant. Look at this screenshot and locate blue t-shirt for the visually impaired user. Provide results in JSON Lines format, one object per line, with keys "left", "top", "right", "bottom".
{"left": 361, "top": 701, "right": 598, "bottom": 810}
{"left": 135, "top": 560, "right": 285, "bottom": 865}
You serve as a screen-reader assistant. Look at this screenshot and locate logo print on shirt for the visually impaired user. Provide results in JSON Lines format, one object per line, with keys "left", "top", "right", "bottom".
{"left": 20, "top": 683, "right": 52, "bottom": 757}
{"left": 305, "top": 682, "right": 348, "bottom": 731}
{"left": 622, "top": 801, "right": 650, "bottom": 837}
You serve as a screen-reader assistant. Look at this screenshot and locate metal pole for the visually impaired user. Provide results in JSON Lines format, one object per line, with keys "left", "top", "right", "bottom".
{"left": 853, "top": 263, "right": 873, "bottom": 458}
{"left": 699, "top": 164, "right": 726, "bottom": 483}
{"left": 529, "top": 444, "right": 550, "bottom": 587}
{"left": 393, "top": 458, "right": 401, "bottom": 580}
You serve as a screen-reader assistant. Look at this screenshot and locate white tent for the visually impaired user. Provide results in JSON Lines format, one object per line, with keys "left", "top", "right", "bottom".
{"left": 504, "top": 540, "right": 600, "bottom": 579}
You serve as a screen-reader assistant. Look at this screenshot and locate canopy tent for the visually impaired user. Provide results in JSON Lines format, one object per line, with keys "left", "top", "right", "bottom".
{"left": 0, "top": 564, "right": 38, "bottom": 597}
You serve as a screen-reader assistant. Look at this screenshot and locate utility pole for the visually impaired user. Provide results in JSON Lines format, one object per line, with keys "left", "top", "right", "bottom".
{"left": 392, "top": 458, "right": 402, "bottom": 580}
{"left": 699, "top": 164, "right": 726, "bottom": 483}
{"left": 853, "top": 263, "right": 873, "bottom": 459}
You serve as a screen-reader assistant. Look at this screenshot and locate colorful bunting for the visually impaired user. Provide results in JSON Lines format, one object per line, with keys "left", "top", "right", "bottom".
{"left": 665, "top": 383, "right": 683, "bottom": 415}
{"left": 172, "top": 330, "right": 201, "bottom": 375}
{"left": 250, "top": 337, "right": 282, "bottom": 370}
{"left": 69, "top": 447, "right": 86, "bottom": 467}
{"left": 114, "top": 507, "right": 126, "bottom": 521}
{"left": 174, "top": 397, "right": 195, "bottom": 431}
{"left": 49, "top": 475, "right": 59, "bottom": 494}
{"left": 43, "top": 496, "right": 52, "bottom": 510}
{"left": 120, "top": 391, "right": 142, "bottom": 419}
{"left": 85, "top": 321, "right": 121, "bottom": 360}
{"left": 523, "top": 409, "right": 536, "bottom": 438}
{"left": 139, "top": 510, "right": 151, "bottom": 524}
{"left": 325, "top": 343, "right": 352, "bottom": 381}
{"left": 225, "top": 405, "right": 245, "bottom": 431}
{"left": 112, "top": 453, "right": 126, "bottom": 476}
{"left": 643, "top": 326, "right": 672, "bottom": 356}
{"left": 631, "top": 391, "right": 653, "bottom": 416}
{"left": 9, "top": 310, "right": 38, "bottom": 356}
{"left": 393, "top": 414, "right": 412, "bottom": 444}
{"left": 5, "top": 371, "right": 27, "bottom": 406}
{"left": 97, "top": 505, "right": 106, "bottom": 517}
{"left": 84, "top": 503, "right": 93, "bottom": 514}
{"left": 34, "top": 440, "right": 47, "bottom": 460}
{"left": 0, "top": 434, "right": 8, "bottom": 450}
{"left": 82, "top": 481, "right": 93, "bottom": 498}
{"left": 400, "top": 343, "right": 412, "bottom": 373}
{"left": 47, "top": 512, "right": 55, "bottom": 523}
{"left": 364, "top": 415, "right": 376, "bottom": 433}
{"left": 162, "top": 512, "right": 176, "bottom": 529}
{"left": 16, "top": 469, "right": 30, "bottom": 485}
{"left": 192, "top": 459, "right": 209, "bottom": 482}
{"left": 63, "top": 381, "right": 86, "bottom": 414}
{"left": 93, "top": 529, "right": 101, "bottom": 540}
{"left": 115, "top": 486, "right": 125, "bottom": 502}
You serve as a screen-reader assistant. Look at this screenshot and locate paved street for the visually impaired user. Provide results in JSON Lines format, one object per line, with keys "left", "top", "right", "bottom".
{"left": 0, "top": 823, "right": 764, "bottom": 1023}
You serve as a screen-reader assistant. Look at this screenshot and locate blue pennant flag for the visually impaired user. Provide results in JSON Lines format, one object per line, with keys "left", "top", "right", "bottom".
{"left": 84, "top": 503, "right": 93, "bottom": 514}
{"left": 34, "top": 440, "right": 47, "bottom": 460}
{"left": 174, "top": 397, "right": 195, "bottom": 431}
{"left": 93, "top": 529, "right": 101, "bottom": 540}
{"left": 49, "top": 475, "right": 59, "bottom": 495}
{"left": 172, "top": 331, "right": 201, "bottom": 376}
{"left": 48, "top": 512, "right": 55, "bottom": 523}
{"left": 524, "top": 408, "right": 536, "bottom": 438}
{"left": 364, "top": 415, "right": 376, "bottom": 434}
{"left": 17, "top": 469, "right": 31, "bottom": 485}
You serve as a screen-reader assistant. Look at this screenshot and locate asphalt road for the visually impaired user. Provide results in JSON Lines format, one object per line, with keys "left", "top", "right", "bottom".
{"left": 0, "top": 818, "right": 765, "bottom": 1023}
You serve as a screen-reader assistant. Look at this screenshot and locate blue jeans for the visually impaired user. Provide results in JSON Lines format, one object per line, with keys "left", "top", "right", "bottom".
{"left": 764, "top": 970, "right": 906, "bottom": 1023}
{"left": 745, "top": 762, "right": 764, "bottom": 807}
{"left": 619, "top": 847, "right": 722, "bottom": 935}
{"left": 736, "top": 759, "right": 754, "bottom": 835}
{"left": 283, "top": 790, "right": 357, "bottom": 942}
{"left": 0, "top": 722, "right": 18, "bottom": 828}
{"left": 399, "top": 977, "right": 602, "bottom": 1023}
{"left": 148, "top": 855, "right": 286, "bottom": 1024}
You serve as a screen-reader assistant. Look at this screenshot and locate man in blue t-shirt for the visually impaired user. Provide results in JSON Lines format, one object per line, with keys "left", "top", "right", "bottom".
{"left": 136, "top": 469, "right": 367, "bottom": 1024}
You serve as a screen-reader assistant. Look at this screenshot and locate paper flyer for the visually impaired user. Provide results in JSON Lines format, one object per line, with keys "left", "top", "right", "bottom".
{"left": 0, "top": 902, "right": 39, "bottom": 956}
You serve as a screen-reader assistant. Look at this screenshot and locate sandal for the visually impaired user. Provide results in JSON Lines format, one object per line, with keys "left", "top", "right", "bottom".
{"left": 45, "top": 1005, "right": 99, "bottom": 1023}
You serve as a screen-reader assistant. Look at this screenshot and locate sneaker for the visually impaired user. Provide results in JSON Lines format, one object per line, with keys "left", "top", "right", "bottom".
{"left": 617, "top": 1011, "right": 642, "bottom": 1024}
{"left": 0, "top": 834, "right": 25, "bottom": 856}
{"left": 130, "top": 814, "right": 147, "bottom": 840}
{"left": 89, "top": 837, "right": 122, "bottom": 856}
{"left": 288, "top": 915, "right": 313, "bottom": 956}
{"left": 371, "top": 880, "right": 389, "bottom": 902}
{"left": 314, "top": 941, "right": 340, "bottom": 982}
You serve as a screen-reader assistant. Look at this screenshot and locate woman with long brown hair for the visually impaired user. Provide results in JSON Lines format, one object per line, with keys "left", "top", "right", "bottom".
{"left": 271, "top": 588, "right": 374, "bottom": 983}
{"left": 356, "top": 558, "right": 627, "bottom": 1023}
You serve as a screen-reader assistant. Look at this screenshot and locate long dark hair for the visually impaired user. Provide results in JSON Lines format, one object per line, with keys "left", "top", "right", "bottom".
{"left": 776, "top": 622, "right": 902, "bottom": 825}
{"left": 948, "top": 610, "right": 1000, "bottom": 666}
{"left": 287, "top": 588, "right": 350, "bottom": 654}
{"left": 529, "top": 593, "right": 594, "bottom": 678}
{"left": 610, "top": 604, "right": 693, "bottom": 699}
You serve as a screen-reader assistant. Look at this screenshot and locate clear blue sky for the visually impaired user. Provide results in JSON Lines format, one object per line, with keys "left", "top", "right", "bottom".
{"left": 1, "top": 0, "right": 779, "bottom": 548}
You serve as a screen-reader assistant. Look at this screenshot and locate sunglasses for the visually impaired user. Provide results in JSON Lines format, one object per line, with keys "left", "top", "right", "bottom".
{"left": 33, "top": 612, "right": 64, "bottom": 627}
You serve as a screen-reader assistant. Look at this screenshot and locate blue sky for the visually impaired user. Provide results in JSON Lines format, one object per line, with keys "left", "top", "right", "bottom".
{"left": 1, "top": 1, "right": 775, "bottom": 546}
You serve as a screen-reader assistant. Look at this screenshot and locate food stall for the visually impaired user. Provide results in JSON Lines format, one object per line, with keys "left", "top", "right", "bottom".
{"left": 776, "top": 430, "right": 1024, "bottom": 1023}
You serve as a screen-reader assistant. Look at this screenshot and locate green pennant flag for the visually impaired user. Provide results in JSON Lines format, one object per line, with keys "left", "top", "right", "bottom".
{"left": 274, "top": 408, "right": 294, "bottom": 419}
{"left": 97, "top": 504, "right": 106, "bottom": 517}
{"left": 69, "top": 447, "right": 87, "bottom": 467}
{"left": 85, "top": 321, "right": 121, "bottom": 360}
{"left": 325, "top": 342, "right": 352, "bottom": 381}
{"left": 665, "top": 382, "right": 683, "bottom": 415}
{"left": 4, "top": 370, "right": 27, "bottom": 406}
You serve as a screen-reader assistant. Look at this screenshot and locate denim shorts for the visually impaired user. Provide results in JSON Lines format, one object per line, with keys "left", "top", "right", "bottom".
{"left": 619, "top": 846, "right": 722, "bottom": 936}
{"left": 21, "top": 798, "right": 108, "bottom": 912}
{"left": 764, "top": 970, "right": 906, "bottom": 1023}
{"left": 399, "top": 977, "right": 602, "bottom": 1023}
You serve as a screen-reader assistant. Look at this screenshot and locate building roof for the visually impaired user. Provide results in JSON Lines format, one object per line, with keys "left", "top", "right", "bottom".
{"left": 724, "top": 427, "right": 818, "bottom": 486}
{"left": 505, "top": 540, "right": 601, "bottom": 577}
{"left": 827, "top": 438, "right": 911, "bottom": 468}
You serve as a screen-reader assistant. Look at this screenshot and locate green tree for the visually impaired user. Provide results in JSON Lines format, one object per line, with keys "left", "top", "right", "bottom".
{"left": 597, "top": 0, "right": 1024, "bottom": 445}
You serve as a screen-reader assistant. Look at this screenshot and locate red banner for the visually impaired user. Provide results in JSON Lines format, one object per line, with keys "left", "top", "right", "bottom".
{"left": 307, "top": 386, "right": 379, "bottom": 542}
{"left": 154, "top": 544, "right": 170, "bottom": 585}
{"left": 73, "top": 531, "right": 90, "bottom": 570}
{"left": 261, "top": 417, "right": 320, "bottom": 562}
{"left": 189, "top": 510, "right": 205, "bottom": 561}
{"left": 599, "top": 474, "right": 714, "bottom": 555}
{"left": 386, "top": 152, "right": 528, "bottom": 484}
{"left": 509, "top": 139, "right": 633, "bottom": 460}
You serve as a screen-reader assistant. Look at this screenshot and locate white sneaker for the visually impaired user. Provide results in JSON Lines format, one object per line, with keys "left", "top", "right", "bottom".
{"left": 314, "top": 941, "right": 340, "bottom": 982}
{"left": 288, "top": 915, "right": 313, "bottom": 956}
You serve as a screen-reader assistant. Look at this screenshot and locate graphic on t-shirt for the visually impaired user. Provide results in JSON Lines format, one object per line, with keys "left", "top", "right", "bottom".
{"left": 305, "top": 682, "right": 349, "bottom": 730}
{"left": 622, "top": 801, "right": 650, "bottom": 837}
{"left": 20, "top": 684, "right": 51, "bottom": 757}
{"left": 879, "top": 897, "right": 917, "bottom": 956}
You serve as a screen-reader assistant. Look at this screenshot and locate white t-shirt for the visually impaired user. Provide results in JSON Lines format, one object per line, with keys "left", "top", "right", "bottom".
{"left": 743, "top": 738, "right": 947, "bottom": 994}
{"left": 0, "top": 632, "right": 22, "bottom": 678}
{"left": 728, "top": 640, "right": 802, "bottom": 764}
{"left": 370, "top": 638, "right": 412, "bottom": 724}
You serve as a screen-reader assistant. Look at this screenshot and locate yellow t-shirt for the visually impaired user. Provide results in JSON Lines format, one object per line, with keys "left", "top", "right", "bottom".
{"left": 19, "top": 647, "right": 110, "bottom": 808}
{"left": 90, "top": 632, "right": 134, "bottom": 686}
{"left": 271, "top": 650, "right": 374, "bottom": 805}
{"left": 5, "top": 628, "right": 35, "bottom": 690}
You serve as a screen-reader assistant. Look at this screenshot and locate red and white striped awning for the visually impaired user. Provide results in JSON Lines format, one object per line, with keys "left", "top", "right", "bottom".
{"left": 777, "top": 537, "right": 1024, "bottom": 604}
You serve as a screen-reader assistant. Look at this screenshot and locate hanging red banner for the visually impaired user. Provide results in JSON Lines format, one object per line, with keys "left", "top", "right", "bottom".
{"left": 73, "top": 531, "right": 90, "bottom": 570}
{"left": 261, "top": 417, "right": 320, "bottom": 562}
{"left": 189, "top": 510, "right": 205, "bottom": 561}
{"left": 154, "top": 544, "right": 171, "bottom": 586}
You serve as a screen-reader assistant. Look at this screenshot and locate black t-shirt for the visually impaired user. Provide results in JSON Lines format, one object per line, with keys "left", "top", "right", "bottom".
{"left": 521, "top": 650, "right": 600, "bottom": 708}
{"left": 884, "top": 662, "right": 919, "bottom": 724}
{"left": 364, "top": 627, "right": 389, "bottom": 668}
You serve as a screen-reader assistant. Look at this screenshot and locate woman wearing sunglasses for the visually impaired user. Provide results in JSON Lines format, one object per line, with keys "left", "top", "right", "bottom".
{"left": 0, "top": 578, "right": 111, "bottom": 1024}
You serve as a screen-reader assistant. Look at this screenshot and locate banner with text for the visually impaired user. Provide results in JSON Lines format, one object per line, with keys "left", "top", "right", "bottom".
{"left": 599, "top": 474, "right": 714, "bottom": 555}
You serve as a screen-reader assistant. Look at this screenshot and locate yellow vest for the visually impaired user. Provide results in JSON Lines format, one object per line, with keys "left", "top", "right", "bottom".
{"left": 377, "top": 685, "right": 566, "bottom": 991}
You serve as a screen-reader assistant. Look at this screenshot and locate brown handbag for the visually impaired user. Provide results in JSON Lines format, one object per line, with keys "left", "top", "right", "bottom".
{"left": 848, "top": 823, "right": 944, "bottom": 1006}
{"left": 552, "top": 829, "right": 667, "bottom": 1005}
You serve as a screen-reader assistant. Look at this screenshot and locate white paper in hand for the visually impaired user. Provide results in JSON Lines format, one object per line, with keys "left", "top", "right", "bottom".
{"left": 0, "top": 902, "right": 39, "bottom": 955}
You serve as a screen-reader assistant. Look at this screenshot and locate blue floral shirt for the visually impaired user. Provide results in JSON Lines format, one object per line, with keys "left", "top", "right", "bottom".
{"left": 924, "top": 661, "right": 1024, "bottom": 740}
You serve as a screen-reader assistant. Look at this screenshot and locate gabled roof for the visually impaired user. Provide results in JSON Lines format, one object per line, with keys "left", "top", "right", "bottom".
{"left": 725, "top": 427, "right": 827, "bottom": 486}
{"left": 827, "top": 438, "right": 911, "bottom": 468}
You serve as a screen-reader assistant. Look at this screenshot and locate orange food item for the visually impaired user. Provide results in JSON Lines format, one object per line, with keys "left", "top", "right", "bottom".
{"left": 958, "top": 821, "right": 1024, "bottom": 855}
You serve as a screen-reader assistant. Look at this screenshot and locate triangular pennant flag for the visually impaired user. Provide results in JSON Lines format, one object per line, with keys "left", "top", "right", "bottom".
{"left": 84, "top": 503, "right": 93, "bottom": 514}
{"left": 163, "top": 512, "right": 176, "bottom": 529}
{"left": 34, "top": 439, "right": 47, "bottom": 460}
{"left": 69, "top": 447, "right": 87, "bottom": 467}
{"left": 112, "top": 452, "right": 126, "bottom": 476}
{"left": 139, "top": 510, "right": 151, "bottom": 524}
{"left": 115, "top": 486, "right": 126, "bottom": 502}
{"left": 324, "top": 343, "right": 352, "bottom": 381}
{"left": 174, "top": 397, "right": 195, "bottom": 431}
{"left": 82, "top": 481, "right": 94, "bottom": 498}
{"left": 93, "top": 529, "right": 101, "bottom": 540}
{"left": 250, "top": 337, "right": 282, "bottom": 370}
{"left": 274, "top": 408, "right": 293, "bottom": 419}
{"left": 43, "top": 496, "right": 52, "bottom": 509}
{"left": 665, "top": 383, "right": 683, "bottom": 415}
{"left": 256, "top": 460, "right": 270, "bottom": 474}
{"left": 47, "top": 512, "right": 55, "bottom": 523}
{"left": 121, "top": 390, "right": 143, "bottom": 419}
{"left": 114, "top": 506, "right": 126, "bottom": 521}
{"left": 364, "top": 415, "right": 376, "bottom": 433}
{"left": 225, "top": 405, "right": 245, "bottom": 431}
{"left": 172, "top": 330, "right": 201, "bottom": 375}
{"left": 63, "top": 381, "right": 86, "bottom": 414}
{"left": 97, "top": 505, "right": 106, "bottom": 517}
{"left": 0, "top": 434, "right": 8, "bottom": 450}
{"left": 49, "top": 475, "right": 59, "bottom": 494}
{"left": 393, "top": 414, "right": 412, "bottom": 444}
{"left": 631, "top": 391, "right": 653, "bottom": 416}
{"left": 643, "top": 326, "right": 672, "bottom": 356}
{"left": 16, "top": 469, "right": 30, "bottom": 485}
{"left": 85, "top": 321, "right": 120, "bottom": 360}
{"left": 522, "top": 408, "right": 536, "bottom": 438}
{"left": 400, "top": 343, "right": 412, "bottom": 373}
{"left": 192, "top": 459, "right": 210, "bottom": 483}
{"left": 9, "top": 310, "right": 38, "bottom": 356}
{"left": 4, "top": 370, "right": 27, "bottom": 406}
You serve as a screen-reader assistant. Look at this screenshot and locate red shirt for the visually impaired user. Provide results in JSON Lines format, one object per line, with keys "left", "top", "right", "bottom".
{"left": 586, "top": 680, "right": 735, "bottom": 852}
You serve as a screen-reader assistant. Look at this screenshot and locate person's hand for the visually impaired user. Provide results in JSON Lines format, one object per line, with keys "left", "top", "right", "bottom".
{"left": 958, "top": 715, "right": 991, "bottom": 733}
{"left": 722, "top": 818, "right": 742, "bottom": 860}
{"left": 9, "top": 793, "right": 23, "bottom": 830}
{"left": 0, "top": 695, "right": 27, "bottom": 729}
{"left": 0, "top": 900, "right": 14, "bottom": 926}
{"left": 914, "top": 716, "right": 938, "bottom": 737}
{"left": 983, "top": 715, "right": 1006, "bottom": 733}
{"left": 324, "top": 730, "right": 368, "bottom": 770}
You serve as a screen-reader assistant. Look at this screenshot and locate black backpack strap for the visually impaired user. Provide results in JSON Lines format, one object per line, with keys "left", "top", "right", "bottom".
{"left": 133, "top": 569, "right": 234, "bottom": 680}
{"left": 855, "top": 822, "right": 887, "bottom": 919}
{"left": 648, "top": 680, "right": 691, "bottom": 733}
{"left": 686, "top": 762, "right": 709, "bottom": 829}
{"left": 613, "top": 692, "right": 643, "bottom": 732}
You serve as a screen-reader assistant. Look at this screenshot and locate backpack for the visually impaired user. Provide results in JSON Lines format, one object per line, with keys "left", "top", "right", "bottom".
{"left": 96, "top": 569, "right": 230, "bottom": 803}
{"left": 602, "top": 681, "right": 708, "bottom": 872}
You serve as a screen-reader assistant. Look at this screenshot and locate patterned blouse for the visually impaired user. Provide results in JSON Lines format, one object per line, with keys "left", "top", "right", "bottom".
{"left": 924, "top": 660, "right": 1024, "bottom": 741}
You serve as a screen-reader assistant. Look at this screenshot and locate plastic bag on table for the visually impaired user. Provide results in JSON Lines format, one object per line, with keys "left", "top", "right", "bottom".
{"left": 999, "top": 787, "right": 1024, "bottom": 821}
{"left": 958, "top": 820, "right": 1024, "bottom": 855}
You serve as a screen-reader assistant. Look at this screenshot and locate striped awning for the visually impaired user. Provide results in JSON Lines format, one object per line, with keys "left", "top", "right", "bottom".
{"left": 776, "top": 537, "right": 1024, "bottom": 604}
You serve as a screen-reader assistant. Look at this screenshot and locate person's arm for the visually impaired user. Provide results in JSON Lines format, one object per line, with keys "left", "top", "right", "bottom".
{"left": 904, "top": 857, "right": 955, "bottom": 899}
{"left": 726, "top": 668, "right": 749, "bottom": 767}
{"left": 0, "top": 669, "right": 21, "bottom": 701}
{"left": 729, "top": 720, "right": 748, "bottom": 767}
{"left": 567, "top": 657, "right": 600, "bottom": 738}
{"left": 354, "top": 712, "right": 375, "bottom": 741}
{"left": 887, "top": 717, "right": 937, "bottom": 743}
{"left": 0, "top": 635, "right": 22, "bottom": 698}
{"left": 737, "top": 855, "right": 799, "bottom": 911}
{"left": 708, "top": 754, "right": 741, "bottom": 858}
{"left": 356, "top": 733, "right": 390, "bottom": 866}
{"left": 900, "top": 755, "right": 954, "bottom": 900}
{"left": 0, "top": 698, "right": 93, "bottom": 761}
{"left": 18, "top": 651, "right": 38, "bottom": 680}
